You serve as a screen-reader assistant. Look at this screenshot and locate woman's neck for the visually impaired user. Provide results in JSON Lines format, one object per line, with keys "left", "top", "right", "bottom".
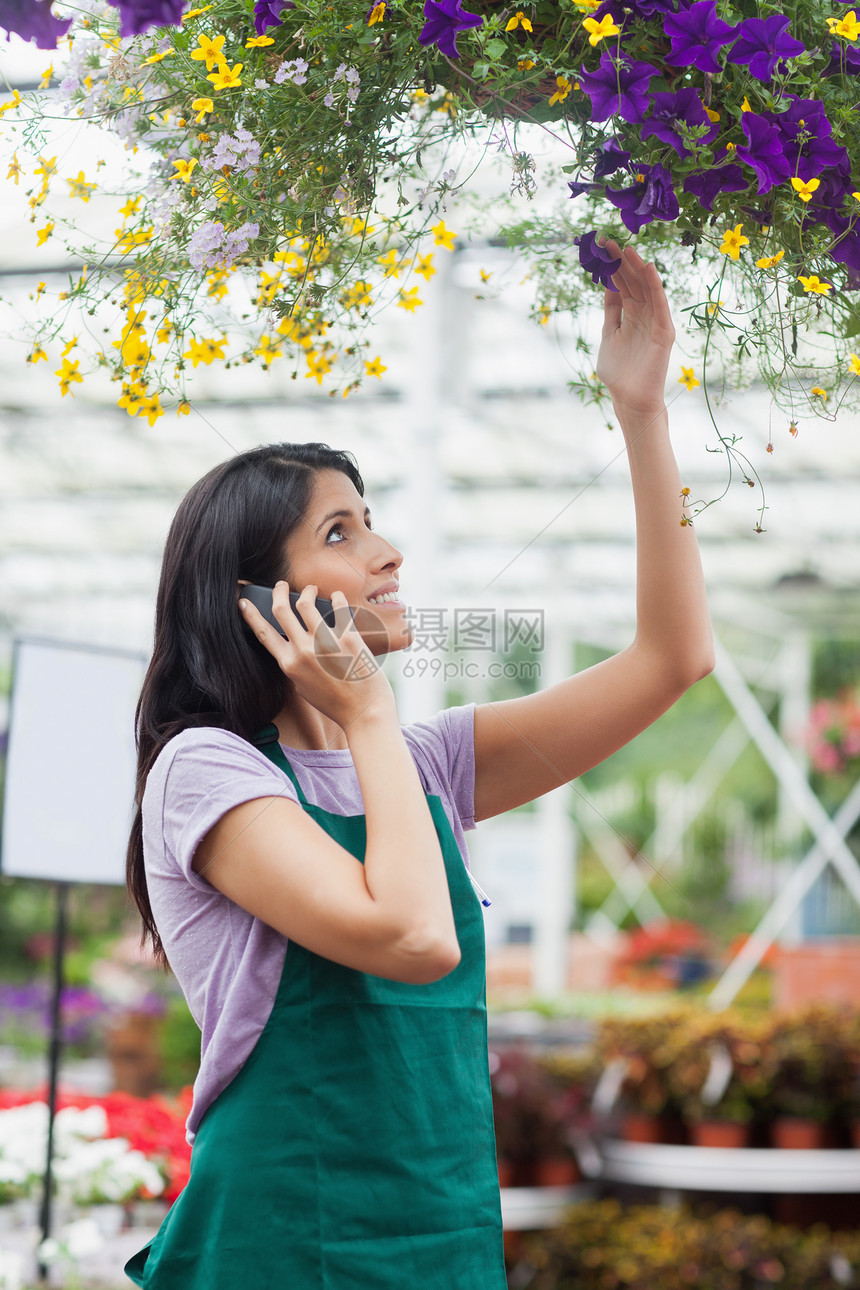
{"left": 273, "top": 694, "right": 349, "bottom": 752}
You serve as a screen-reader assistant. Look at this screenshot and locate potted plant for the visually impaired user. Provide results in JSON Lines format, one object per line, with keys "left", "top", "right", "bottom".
{"left": 667, "top": 1012, "right": 767, "bottom": 1148}
{"left": 762, "top": 1005, "right": 855, "bottom": 1148}
{"left": 490, "top": 1045, "right": 578, "bottom": 1185}
{"left": 612, "top": 920, "right": 712, "bottom": 993}
{"left": 593, "top": 1011, "right": 688, "bottom": 1143}
{"left": 534, "top": 1051, "right": 599, "bottom": 1185}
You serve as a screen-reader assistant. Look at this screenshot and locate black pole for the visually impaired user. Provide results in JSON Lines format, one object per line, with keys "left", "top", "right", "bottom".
{"left": 38, "top": 881, "right": 69, "bottom": 1282}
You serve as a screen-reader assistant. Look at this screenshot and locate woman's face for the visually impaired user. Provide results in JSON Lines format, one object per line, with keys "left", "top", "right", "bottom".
{"left": 284, "top": 469, "right": 412, "bottom": 656}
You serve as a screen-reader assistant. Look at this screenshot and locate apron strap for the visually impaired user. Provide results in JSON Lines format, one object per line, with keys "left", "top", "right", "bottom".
{"left": 253, "top": 724, "right": 310, "bottom": 808}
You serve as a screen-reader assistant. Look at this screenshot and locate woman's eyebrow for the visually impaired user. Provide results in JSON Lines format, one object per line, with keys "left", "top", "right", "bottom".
{"left": 315, "top": 506, "right": 372, "bottom": 533}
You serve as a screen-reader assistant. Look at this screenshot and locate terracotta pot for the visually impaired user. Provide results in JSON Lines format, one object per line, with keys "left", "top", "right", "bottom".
{"left": 533, "top": 1155, "right": 581, "bottom": 1186}
{"left": 622, "top": 1112, "right": 667, "bottom": 1144}
{"left": 771, "top": 1117, "right": 829, "bottom": 1149}
{"left": 691, "top": 1121, "right": 751, "bottom": 1149}
{"left": 496, "top": 1157, "right": 515, "bottom": 1188}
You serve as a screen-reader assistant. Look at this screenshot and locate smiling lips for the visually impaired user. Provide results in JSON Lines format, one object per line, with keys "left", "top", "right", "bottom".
{"left": 367, "top": 589, "right": 402, "bottom": 606}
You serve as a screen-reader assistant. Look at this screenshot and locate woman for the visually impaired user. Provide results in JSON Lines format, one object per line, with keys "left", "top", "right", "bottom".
{"left": 124, "top": 243, "right": 713, "bottom": 1288}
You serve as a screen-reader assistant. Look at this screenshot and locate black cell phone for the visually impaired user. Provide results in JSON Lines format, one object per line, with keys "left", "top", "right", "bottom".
{"left": 242, "top": 584, "right": 350, "bottom": 637}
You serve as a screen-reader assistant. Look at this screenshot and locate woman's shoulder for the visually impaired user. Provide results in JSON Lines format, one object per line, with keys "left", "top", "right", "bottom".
{"left": 145, "top": 725, "right": 289, "bottom": 810}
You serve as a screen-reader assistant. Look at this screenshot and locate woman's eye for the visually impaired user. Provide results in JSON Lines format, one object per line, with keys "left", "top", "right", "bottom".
{"left": 326, "top": 524, "right": 346, "bottom": 544}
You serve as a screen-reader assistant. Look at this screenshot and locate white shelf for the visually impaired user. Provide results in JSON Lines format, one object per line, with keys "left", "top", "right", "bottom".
{"left": 592, "top": 1140, "right": 860, "bottom": 1193}
{"left": 500, "top": 1184, "right": 594, "bottom": 1230}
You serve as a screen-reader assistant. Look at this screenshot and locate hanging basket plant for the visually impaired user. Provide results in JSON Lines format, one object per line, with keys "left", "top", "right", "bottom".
{"left": 3, "top": 0, "right": 860, "bottom": 498}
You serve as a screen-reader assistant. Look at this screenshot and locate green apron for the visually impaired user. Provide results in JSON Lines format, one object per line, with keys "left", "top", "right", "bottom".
{"left": 126, "top": 725, "right": 506, "bottom": 1288}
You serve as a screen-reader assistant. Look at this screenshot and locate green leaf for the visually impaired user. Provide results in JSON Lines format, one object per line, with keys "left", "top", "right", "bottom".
{"left": 485, "top": 38, "right": 507, "bottom": 59}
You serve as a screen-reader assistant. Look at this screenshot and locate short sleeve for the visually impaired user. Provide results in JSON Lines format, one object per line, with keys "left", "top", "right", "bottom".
{"left": 402, "top": 703, "right": 477, "bottom": 832}
{"left": 144, "top": 728, "right": 300, "bottom": 892}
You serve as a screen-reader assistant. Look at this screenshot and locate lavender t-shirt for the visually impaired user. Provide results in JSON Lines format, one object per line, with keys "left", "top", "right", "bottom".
{"left": 142, "top": 703, "right": 478, "bottom": 1143}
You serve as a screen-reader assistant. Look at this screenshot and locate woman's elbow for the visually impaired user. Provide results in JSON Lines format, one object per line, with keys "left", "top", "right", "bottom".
{"left": 394, "top": 925, "right": 462, "bottom": 984}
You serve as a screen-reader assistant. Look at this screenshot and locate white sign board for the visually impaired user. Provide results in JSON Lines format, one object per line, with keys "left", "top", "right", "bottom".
{"left": 1, "top": 638, "right": 147, "bottom": 884}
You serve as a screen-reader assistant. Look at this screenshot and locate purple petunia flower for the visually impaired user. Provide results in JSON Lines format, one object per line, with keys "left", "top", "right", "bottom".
{"left": 577, "top": 53, "right": 660, "bottom": 124}
{"left": 253, "top": 0, "right": 295, "bottom": 34}
{"left": 828, "top": 222, "right": 860, "bottom": 275}
{"left": 115, "top": 0, "right": 184, "bottom": 36}
{"left": 418, "top": 0, "right": 483, "bottom": 59}
{"left": 568, "top": 180, "right": 595, "bottom": 198}
{"left": 593, "top": 136, "right": 631, "bottom": 179}
{"left": 765, "top": 97, "right": 849, "bottom": 183}
{"left": 736, "top": 112, "right": 792, "bottom": 195}
{"left": 663, "top": 1, "right": 737, "bottom": 75}
{"left": 640, "top": 88, "right": 718, "bottom": 158}
{"left": 822, "top": 38, "right": 860, "bottom": 77}
{"left": 726, "top": 15, "right": 804, "bottom": 83}
{"left": 0, "top": 0, "right": 72, "bottom": 47}
{"left": 683, "top": 152, "right": 748, "bottom": 210}
{"left": 606, "top": 162, "right": 679, "bottom": 233}
{"left": 575, "top": 230, "right": 621, "bottom": 290}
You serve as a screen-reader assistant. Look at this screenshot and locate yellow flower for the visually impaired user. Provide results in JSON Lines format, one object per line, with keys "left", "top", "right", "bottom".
{"left": 719, "top": 223, "right": 749, "bottom": 260}
{"left": 172, "top": 158, "right": 198, "bottom": 182}
{"left": 142, "top": 48, "right": 174, "bottom": 64}
{"left": 811, "top": 385, "right": 828, "bottom": 399}
{"left": 797, "top": 274, "right": 832, "bottom": 294}
{"left": 177, "top": 400, "right": 191, "bottom": 415}
{"left": 118, "top": 384, "right": 146, "bottom": 417}
{"left": 431, "top": 220, "right": 457, "bottom": 250}
{"left": 192, "top": 96, "right": 214, "bottom": 123}
{"left": 398, "top": 287, "right": 423, "bottom": 312}
{"left": 0, "top": 90, "right": 21, "bottom": 118}
{"left": 679, "top": 366, "right": 700, "bottom": 390}
{"left": 480, "top": 269, "right": 493, "bottom": 283}
{"left": 790, "top": 176, "right": 820, "bottom": 202}
{"left": 208, "top": 61, "right": 243, "bottom": 90}
{"left": 138, "top": 392, "right": 164, "bottom": 425}
{"left": 518, "top": 58, "right": 535, "bottom": 70}
{"left": 254, "top": 335, "right": 283, "bottom": 363}
{"left": 364, "top": 356, "right": 387, "bottom": 378}
{"left": 548, "top": 76, "right": 571, "bottom": 106}
{"left": 756, "top": 250, "right": 785, "bottom": 269}
{"left": 505, "top": 10, "right": 533, "bottom": 31}
{"left": 341, "top": 280, "right": 373, "bottom": 309}
{"left": 377, "top": 249, "right": 403, "bottom": 277}
{"left": 827, "top": 10, "right": 860, "bottom": 39}
{"left": 66, "top": 170, "right": 97, "bottom": 201}
{"left": 190, "top": 33, "right": 226, "bottom": 70}
{"left": 156, "top": 318, "right": 173, "bottom": 343}
{"left": 414, "top": 254, "right": 436, "bottom": 281}
{"left": 182, "top": 5, "right": 214, "bottom": 19}
{"left": 118, "top": 195, "right": 142, "bottom": 218}
{"left": 245, "top": 33, "right": 274, "bottom": 46}
{"left": 850, "top": 353, "right": 860, "bottom": 375}
{"left": 305, "top": 349, "right": 335, "bottom": 384}
{"left": 39, "top": 65, "right": 53, "bottom": 88}
{"left": 55, "top": 358, "right": 83, "bottom": 396}
{"left": 582, "top": 14, "right": 620, "bottom": 44}
{"left": 706, "top": 299, "right": 724, "bottom": 315}
{"left": 703, "top": 105, "right": 720, "bottom": 122}
{"left": 740, "top": 95, "right": 752, "bottom": 111}
{"left": 115, "top": 227, "right": 154, "bottom": 252}
{"left": 367, "top": 1, "right": 386, "bottom": 23}
{"left": 36, "top": 222, "right": 54, "bottom": 246}
{"left": 61, "top": 336, "right": 78, "bottom": 357}
{"left": 183, "top": 336, "right": 227, "bottom": 366}
{"left": 27, "top": 346, "right": 48, "bottom": 363}
{"left": 7, "top": 152, "right": 22, "bottom": 184}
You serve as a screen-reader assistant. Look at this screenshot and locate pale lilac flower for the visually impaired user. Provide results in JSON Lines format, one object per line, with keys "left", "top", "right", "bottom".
{"left": 324, "top": 90, "right": 335, "bottom": 107}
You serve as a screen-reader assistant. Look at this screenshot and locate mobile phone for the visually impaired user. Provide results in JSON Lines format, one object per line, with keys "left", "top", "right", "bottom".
{"left": 241, "top": 584, "right": 351, "bottom": 637}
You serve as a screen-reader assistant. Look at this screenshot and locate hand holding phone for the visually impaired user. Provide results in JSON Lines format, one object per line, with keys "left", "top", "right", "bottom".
{"left": 241, "top": 584, "right": 351, "bottom": 638}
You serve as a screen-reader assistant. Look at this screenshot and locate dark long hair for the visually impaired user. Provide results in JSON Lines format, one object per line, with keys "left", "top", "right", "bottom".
{"left": 127, "top": 442, "right": 365, "bottom": 963}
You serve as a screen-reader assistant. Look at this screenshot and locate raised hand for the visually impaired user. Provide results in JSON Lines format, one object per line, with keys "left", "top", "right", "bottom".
{"left": 595, "top": 240, "right": 676, "bottom": 422}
